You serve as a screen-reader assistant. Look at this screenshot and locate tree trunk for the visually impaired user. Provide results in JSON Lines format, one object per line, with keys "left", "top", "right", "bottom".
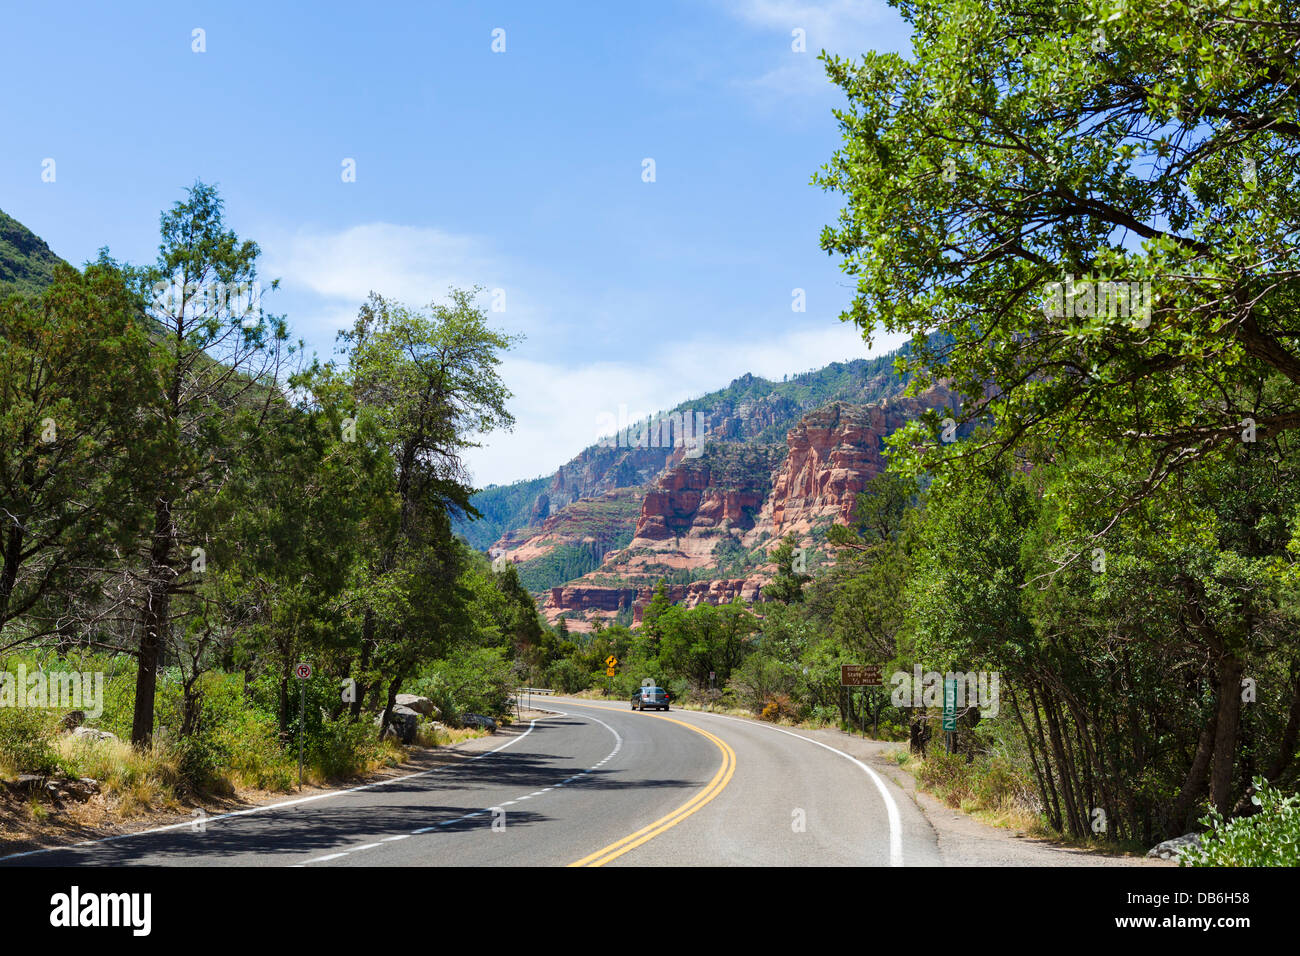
{"left": 131, "top": 499, "right": 174, "bottom": 746}
{"left": 180, "top": 676, "right": 202, "bottom": 738}
{"left": 1170, "top": 710, "right": 1216, "bottom": 834}
{"left": 377, "top": 670, "right": 406, "bottom": 743}
{"left": 348, "top": 614, "right": 374, "bottom": 720}
{"left": 278, "top": 672, "right": 290, "bottom": 738}
{"left": 0, "top": 520, "right": 22, "bottom": 627}
{"left": 1210, "top": 654, "right": 1244, "bottom": 814}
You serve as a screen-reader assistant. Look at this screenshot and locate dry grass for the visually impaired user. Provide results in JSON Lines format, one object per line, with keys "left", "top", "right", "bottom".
{"left": 415, "top": 724, "right": 488, "bottom": 748}
{"left": 53, "top": 735, "right": 186, "bottom": 817}
{"left": 889, "top": 746, "right": 1043, "bottom": 833}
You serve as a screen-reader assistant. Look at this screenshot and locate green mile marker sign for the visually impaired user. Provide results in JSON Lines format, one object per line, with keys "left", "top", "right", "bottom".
{"left": 943, "top": 677, "right": 957, "bottom": 731}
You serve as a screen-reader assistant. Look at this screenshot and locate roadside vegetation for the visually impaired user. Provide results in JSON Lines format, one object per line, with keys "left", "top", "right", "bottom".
{"left": 524, "top": 0, "right": 1300, "bottom": 857}
{"left": 0, "top": 183, "right": 539, "bottom": 830}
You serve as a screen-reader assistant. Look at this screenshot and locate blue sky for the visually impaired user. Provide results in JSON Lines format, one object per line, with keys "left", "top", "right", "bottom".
{"left": 1, "top": 0, "right": 913, "bottom": 486}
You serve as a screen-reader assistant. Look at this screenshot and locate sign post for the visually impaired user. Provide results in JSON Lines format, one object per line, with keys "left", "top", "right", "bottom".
{"left": 605, "top": 655, "right": 618, "bottom": 695}
{"left": 295, "top": 662, "right": 312, "bottom": 790}
{"left": 943, "top": 676, "right": 957, "bottom": 752}
{"left": 840, "top": 666, "right": 882, "bottom": 737}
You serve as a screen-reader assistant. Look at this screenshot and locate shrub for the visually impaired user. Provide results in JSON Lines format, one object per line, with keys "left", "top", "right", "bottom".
{"left": 409, "top": 646, "right": 515, "bottom": 723}
{"left": 308, "top": 714, "right": 399, "bottom": 781}
{"left": 545, "top": 659, "right": 591, "bottom": 695}
{"left": 759, "top": 693, "right": 795, "bottom": 722}
{"left": 1182, "top": 778, "right": 1300, "bottom": 867}
{"left": 0, "top": 706, "right": 63, "bottom": 776}
{"left": 915, "top": 746, "right": 1038, "bottom": 819}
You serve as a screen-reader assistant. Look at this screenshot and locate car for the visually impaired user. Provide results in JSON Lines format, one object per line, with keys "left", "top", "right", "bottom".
{"left": 631, "top": 686, "right": 671, "bottom": 711}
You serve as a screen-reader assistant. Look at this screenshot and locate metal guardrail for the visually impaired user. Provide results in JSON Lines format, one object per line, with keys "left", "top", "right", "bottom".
{"left": 518, "top": 687, "right": 554, "bottom": 696}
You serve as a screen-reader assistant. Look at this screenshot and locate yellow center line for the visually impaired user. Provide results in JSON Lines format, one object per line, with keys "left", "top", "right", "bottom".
{"left": 564, "top": 704, "right": 737, "bottom": 867}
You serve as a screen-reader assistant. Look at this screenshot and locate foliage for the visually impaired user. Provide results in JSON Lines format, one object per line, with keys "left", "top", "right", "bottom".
{"left": 1182, "top": 779, "right": 1300, "bottom": 867}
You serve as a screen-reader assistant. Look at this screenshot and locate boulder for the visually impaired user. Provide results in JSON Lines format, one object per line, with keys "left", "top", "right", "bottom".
{"left": 70, "top": 726, "right": 117, "bottom": 743}
{"left": 394, "top": 694, "right": 438, "bottom": 718}
{"left": 6, "top": 774, "right": 45, "bottom": 794}
{"left": 1147, "top": 833, "right": 1202, "bottom": 860}
{"left": 461, "top": 713, "right": 497, "bottom": 733}
{"left": 51, "top": 777, "right": 100, "bottom": 802}
{"left": 375, "top": 704, "right": 422, "bottom": 744}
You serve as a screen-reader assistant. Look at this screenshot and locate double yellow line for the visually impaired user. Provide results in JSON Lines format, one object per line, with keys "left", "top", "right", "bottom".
{"left": 568, "top": 713, "right": 737, "bottom": 867}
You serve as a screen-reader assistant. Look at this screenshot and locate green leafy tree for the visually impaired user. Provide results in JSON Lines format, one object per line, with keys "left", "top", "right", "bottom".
{"left": 816, "top": 0, "right": 1300, "bottom": 513}
{"left": 0, "top": 262, "right": 152, "bottom": 638}
{"left": 317, "top": 288, "right": 516, "bottom": 735}
{"left": 127, "top": 182, "right": 293, "bottom": 745}
{"left": 764, "top": 533, "right": 811, "bottom": 605}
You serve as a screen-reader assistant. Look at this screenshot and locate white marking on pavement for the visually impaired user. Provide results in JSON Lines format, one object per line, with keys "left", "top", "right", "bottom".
{"left": 300, "top": 852, "right": 347, "bottom": 864}
{"left": 296, "top": 706, "right": 624, "bottom": 865}
{"left": 689, "top": 711, "right": 905, "bottom": 867}
{"left": 0, "top": 716, "right": 552, "bottom": 863}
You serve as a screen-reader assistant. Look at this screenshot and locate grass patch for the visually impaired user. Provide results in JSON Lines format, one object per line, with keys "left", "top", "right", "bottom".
{"left": 893, "top": 745, "right": 1045, "bottom": 835}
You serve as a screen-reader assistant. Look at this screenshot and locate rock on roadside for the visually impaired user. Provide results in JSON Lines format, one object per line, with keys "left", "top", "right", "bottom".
{"left": 460, "top": 713, "right": 497, "bottom": 733}
{"left": 1147, "top": 833, "right": 1202, "bottom": 860}
{"left": 70, "top": 726, "right": 118, "bottom": 743}
{"left": 375, "top": 705, "right": 423, "bottom": 744}
{"left": 395, "top": 694, "right": 438, "bottom": 718}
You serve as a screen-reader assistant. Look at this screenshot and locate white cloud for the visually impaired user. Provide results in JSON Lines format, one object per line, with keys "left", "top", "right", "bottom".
{"left": 719, "top": 0, "right": 902, "bottom": 101}
{"left": 256, "top": 222, "right": 912, "bottom": 490}
{"left": 263, "top": 222, "right": 500, "bottom": 310}
{"left": 465, "top": 320, "right": 909, "bottom": 487}
{"left": 259, "top": 221, "right": 558, "bottom": 358}
{"left": 725, "top": 0, "right": 888, "bottom": 50}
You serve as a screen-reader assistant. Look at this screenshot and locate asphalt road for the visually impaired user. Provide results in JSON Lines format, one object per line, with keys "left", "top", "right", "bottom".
{"left": 0, "top": 696, "right": 943, "bottom": 867}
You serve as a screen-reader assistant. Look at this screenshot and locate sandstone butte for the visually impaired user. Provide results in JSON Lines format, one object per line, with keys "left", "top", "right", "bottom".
{"left": 507, "top": 386, "right": 957, "bottom": 632}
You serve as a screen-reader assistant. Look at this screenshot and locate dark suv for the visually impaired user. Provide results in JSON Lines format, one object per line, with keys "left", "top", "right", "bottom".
{"left": 631, "top": 686, "right": 671, "bottom": 711}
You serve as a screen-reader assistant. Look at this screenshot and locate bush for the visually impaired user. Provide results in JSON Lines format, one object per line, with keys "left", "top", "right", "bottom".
{"left": 0, "top": 706, "right": 63, "bottom": 776}
{"left": 1182, "top": 778, "right": 1300, "bottom": 867}
{"left": 759, "top": 693, "right": 795, "bottom": 722}
{"left": 308, "top": 714, "right": 398, "bottom": 781}
{"left": 545, "top": 658, "right": 591, "bottom": 695}
{"left": 915, "top": 746, "right": 1038, "bottom": 818}
{"left": 409, "top": 646, "right": 515, "bottom": 724}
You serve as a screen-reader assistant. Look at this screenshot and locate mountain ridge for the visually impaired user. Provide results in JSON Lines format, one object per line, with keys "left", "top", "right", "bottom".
{"left": 454, "top": 345, "right": 933, "bottom": 552}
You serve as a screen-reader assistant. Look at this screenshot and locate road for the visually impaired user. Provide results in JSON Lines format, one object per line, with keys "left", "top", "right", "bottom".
{"left": 0, "top": 696, "right": 944, "bottom": 867}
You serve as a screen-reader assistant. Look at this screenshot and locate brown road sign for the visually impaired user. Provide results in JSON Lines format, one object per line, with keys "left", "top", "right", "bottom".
{"left": 841, "top": 664, "right": 882, "bottom": 686}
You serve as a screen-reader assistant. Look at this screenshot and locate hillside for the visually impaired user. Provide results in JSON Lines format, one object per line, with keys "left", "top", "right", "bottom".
{"left": 537, "top": 386, "right": 958, "bottom": 630}
{"left": 0, "top": 208, "right": 65, "bottom": 295}
{"left": 455, "top": 345, "right": 934, "bottom": 556}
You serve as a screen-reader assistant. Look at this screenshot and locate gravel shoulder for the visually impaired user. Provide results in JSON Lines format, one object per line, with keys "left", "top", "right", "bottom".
{"left": 792, "top": 724, "right": 1171, "bottom": 867}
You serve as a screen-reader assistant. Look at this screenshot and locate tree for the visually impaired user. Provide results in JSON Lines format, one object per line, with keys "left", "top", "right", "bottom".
{"left": 126, "top": 181, "right": 294, "bottom": 746}
{"left": 317, "top": 288, "right": 516, "bottom": 736}
{"left": 0, "top": 262, "right": 152, "bottom": 642}
{"left": 764, "top": 533, "right": 811, "bottom": 605}
{"left": 816, "top": 0, "right": 1300, "bottom": 518}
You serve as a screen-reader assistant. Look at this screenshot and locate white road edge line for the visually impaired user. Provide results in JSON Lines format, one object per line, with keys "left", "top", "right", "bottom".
{"left": 686, "top": 710, "right": 904, "bottom": 867}
{"left": 0, "top": 715, "right": 555, "bottom": 863}
{"left": 296, "top": 706, "right": 624, "bottom": 866}
{"left": 557, "top": 698, "right": 904, "bottom": 868}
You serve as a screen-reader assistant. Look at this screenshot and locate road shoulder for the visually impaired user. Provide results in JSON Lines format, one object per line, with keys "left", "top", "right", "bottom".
{"left": 675, "top": 707, "right": 1168, "bottom": 867}
{"left": 0, "top": 712, "right": 549, "bottom": 860}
